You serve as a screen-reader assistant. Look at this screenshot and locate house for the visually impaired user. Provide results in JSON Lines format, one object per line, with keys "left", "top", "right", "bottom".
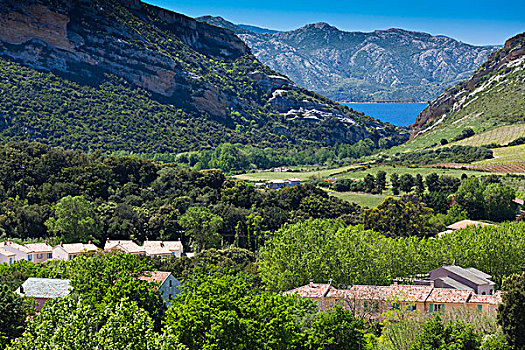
{"left": 137, "top": 271, "right": 181, "bottom": 307}
{"left": 267, "top": 179, "right": 287, "bottom": 189}
{"left": 0, "top": 240, "right": 30, "bottom": 261}
{"left": 0, "top": 248, "right": 15, "bottom": 265}
{"left": 53, "top": 242, "right": 99, "bottom": 261}
{"left": 25, "top": 242, "right": 53, "bottom": 263}
{"left": 446, "top": 220, "right": 494, "bottom": 231}
{"left": 104, "top": 239, "right": 145, "bottom": 255}
{"left": 143, "top": 240, "right": 183, "bottom": 258}
{"left": 16, "top": 278, "right": 72, "bottom": 310}
{"left": 415, "top": 265, "right": 496, "bottom": 295}
{"left": 286, "top": 178, "right": 301, "bottom": 187}
{"left": 285, "top": 280, "right": 501, "bottom": 320}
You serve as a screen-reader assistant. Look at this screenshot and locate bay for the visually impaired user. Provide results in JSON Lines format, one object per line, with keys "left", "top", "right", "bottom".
{"left": 343, "top": 102, "right": 428, "bottom": 127}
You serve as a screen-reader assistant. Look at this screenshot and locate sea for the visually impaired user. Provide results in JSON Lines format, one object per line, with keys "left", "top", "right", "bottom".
{"left": 343, "top": 102, "right": 428, "bottom": 127}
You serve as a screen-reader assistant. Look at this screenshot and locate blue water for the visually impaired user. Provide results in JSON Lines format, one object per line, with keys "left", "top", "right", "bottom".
{"left": 343, "top": 102, "right": 428, "bottom": 127}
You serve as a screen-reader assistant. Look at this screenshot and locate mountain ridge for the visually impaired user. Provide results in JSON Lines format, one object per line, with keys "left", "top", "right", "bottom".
{"left": 198, "top": 16, "right": 499, "bottom": 102}
{"left": 0, "top": 0, "right": 407, "bottom": 154}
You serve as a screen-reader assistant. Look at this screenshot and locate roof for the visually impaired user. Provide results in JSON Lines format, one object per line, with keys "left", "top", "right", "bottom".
{"left": 268, "top": 179, "right": 286, "bottom": 184}
{"left": 18, "top": 278, "right": 71, "bottom": 299}
{"left": 137, "top": 271, "right": 172, "bottom": 285}
{"left": 55, "top": 243, "right": 98, "bottom": 254}
{"left": 25, "top": 243, "right": 53, "bottom": 253}
{"left": 469, "top": 291, "right": 502, "bottom": 305}
{"left": 283, "top": 283, "right": 336, "bottom": 298}
{"left": 286, "top": 178, "right": 301, "bottom": 182}
{"left": 0, "top": 241, "right": 29, "bottom": 253}
{"left": 446, "top": 220, "right": 494, "bottom": 230}
{"left": 513, "top": 198, "right": 524, "bottom": 206}
{"left": 465, "top": 267, "right": 492, "bottom": 280}
{"left": 440, "top": 265, "right": 494, "bottom": 286}
{"left": 104, "top": 240, "right": 144, "bottom": 254}
{"left": 437, "top": 277, "right": 473, "bottom": 291}
{"left": 0, "top": 247, "right": 15, "bottom": 257}
{"left": 342, "top": 284, "right": 433, "bottom": 303}
{"left": 143, "top": 241, "right": 182, "bottom": 256}
{"left": 426, "top": 288, "right": 472, "bottom": 303}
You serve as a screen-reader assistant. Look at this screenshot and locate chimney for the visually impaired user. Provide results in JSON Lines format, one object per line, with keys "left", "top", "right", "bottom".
{"left": 88, "top": 240, "right": 92, "bottom": 245}
{"left": 45, "top": 239, "right": 48, "bottom": 245}
{"left": 146, "top": 237, "right": 149, "bottom": 241}
{"left": 60, "top": 241, "right": 63, "bottom": 247}
{"left": 309, "top": 279, "right": 314, "bottom": 287}
{"left": 106, "top": 238, "right": 110, "bottom": 243}
{"left": 429, "top": 281, "right": 435, "bottom": 288}
{"left": 178, "top": 238, "right": 181, "bottom": 241}
{"left": 19, "top": 285, "right": 24, "bottom": 294}
{"left": 328, "top": 278, "right": 332, "bottom": 286}
{"left": 393, "top": 281, "right": 398, "bottom": 286}
{"left": 160, "top": 241, "right": 164, "bottom": 247}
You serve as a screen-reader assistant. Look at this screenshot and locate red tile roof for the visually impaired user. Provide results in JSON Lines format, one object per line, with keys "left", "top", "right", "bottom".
{"left": 137, "top": 271, "right": 171, "bottom": 285}
{"left": 446, "top": 220, "right": 494, "bottom": 230}
{"left": 283, "top": 283, "right": 336, "bottom": 298}
{"left": 426, "top": 288, "right": 472, "bottom": 303}
{"left": 469, "top": 291, "right": 502, "bottom": 305}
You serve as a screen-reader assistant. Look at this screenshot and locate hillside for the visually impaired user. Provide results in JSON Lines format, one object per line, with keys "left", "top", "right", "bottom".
{"left": 409, "top": 33, "right": 525, "bottom": 146}
{"left": 198, "top": 16, "right": 497, "bottom": 102}
{"left": 0, "top": 0, "right": 406, "bottom": 154}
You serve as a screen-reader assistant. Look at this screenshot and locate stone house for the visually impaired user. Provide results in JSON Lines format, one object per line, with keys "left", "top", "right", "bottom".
{"left": 16, "top": 278, "right": 72, "bottom": 311}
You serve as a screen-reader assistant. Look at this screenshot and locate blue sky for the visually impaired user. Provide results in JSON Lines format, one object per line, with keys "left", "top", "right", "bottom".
{"left": 145, "top": 0, "right": 524, "bottom": 46}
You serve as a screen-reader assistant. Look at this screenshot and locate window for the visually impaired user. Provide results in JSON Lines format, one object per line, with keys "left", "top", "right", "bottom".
{"left": 169, "top": 294, "right": 173, "bottom": 300}
{"left": 28, "top": 254, "right": 33, "bottom": 261}
{"left": 429, "top": 303, "right": 434, "bottom": 312}
{"left": 482, "top": 292, "right": 486, "bottom": 295}
{"left": 48, "top": 253, "right": 53, "bottom": 259}
{"left": 9, "top": 257, "right": 13, "bottom": 264}
{"left": 434, "top": 304, "right": 444, "bottom": 312}
{"left": 478, "top": 305, "right": 483, "bottom": 312}
{"left": 37, "top": 254, "right": 43, "bottom": 259}
{"left": 68, "top": 255, "right": 72, "bottom": 260}
{"left": 169, "top": 280, "right": 172, "bottom": 287}
{"left": 391, "top": 302, "right": 400, "bottom": 310}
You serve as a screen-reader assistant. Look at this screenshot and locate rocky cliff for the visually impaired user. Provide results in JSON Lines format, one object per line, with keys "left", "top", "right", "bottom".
{"left": 411, "top": 33, "right": 525, "bottom": 139}
{"left": 0, "top": 0, "right": 407, "bottom": 153}
{"left": 198, "top": 16, "right": 498, "bottom": 102}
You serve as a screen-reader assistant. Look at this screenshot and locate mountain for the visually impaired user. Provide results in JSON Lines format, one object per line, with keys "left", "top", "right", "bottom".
{"left": 237, "top": 24, "right": 280, "bottom": 34}
{"left": 198, "top": 16, "right": 498, "bottom": 102}
{"left": 410, "top": 32, "right": 525, "bottom": 142}
{"left": 0, "top": 0, "right": 406, "bottom": 155}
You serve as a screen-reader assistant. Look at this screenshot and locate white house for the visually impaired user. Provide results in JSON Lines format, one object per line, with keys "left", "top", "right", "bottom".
{"left": 104, "top": 239, "right": 145, "bottom": 255}
{"left": 286, "top": 178, "right": 301, "bottom": 187}
{"left": 53, "top": 242, "right": 99, "bottom": 261}
{"left": 0, "top": 240, "right": 29, "bottom": 261}
{"left": 25, "top": 242, "right": 53, "bottom": 263}
{"left": 143, "top": 240, "right": 183, "bottom": 258}
{"left": 0, "top": 248, "right": 15, "bottom": 264}
{"left": 138, "top": 271, "right": 181, "bottom": 307}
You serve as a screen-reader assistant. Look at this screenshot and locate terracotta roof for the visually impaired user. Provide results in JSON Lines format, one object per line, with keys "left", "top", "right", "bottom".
{"left": 56, "top": 243, "right": 98, "bottom": 254}
{"left": 340, "top": 284, "right": 433, "bottom": 303}
{"left": 0, "top": 241, "right": 29, "bottom": 253}
{"left": 143, "top": 241, "right": 182, "bottom": 256}
{"left": 0, "top": 247, "right": 15, "bottom": 257}
{"left": 513, "top": 198, "right": 524, "bottom": 206}
{"left": 426, "top": 288, "right": 472, "bottom": 303}
{"left": 25, "top": 243, "right": 53, "bottom": 253}
{"left": 469, "top": 291, "right": 502, "bottom": 305}
{"left": 283, "top": 283, "right": 336, "bottom": 298}
{"left": 18, "top": 278, "right": 71, "bottom": 299}
{"left": 446, "top": 220, "right": 494, "bottom": 230}
{"left": 137, "top": 271, "right": 171, "bottom": 285}
{"left": 104, "top": 240, "right": 144, "bottom": 254}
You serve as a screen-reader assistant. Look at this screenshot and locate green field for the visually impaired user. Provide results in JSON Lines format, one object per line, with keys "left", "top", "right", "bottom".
{"left": 235, "top": 165, "right": 493, "bottom": 182}
{"left": 327, "top": 190, "right": 390, "bottom": 208}
{"left": 446, "top": 124, "right": 525, "bottom": 147}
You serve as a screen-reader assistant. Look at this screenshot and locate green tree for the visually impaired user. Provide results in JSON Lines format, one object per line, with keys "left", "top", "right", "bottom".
{"left": 178, "top": 207, "right": 223, "bottom": 252}
{"left": 0, "top": 284, "right": 33, "bottom": 348}
{"left": 303, "top": 306, "right": 364, "bottom": 350}
{"left": 376, "top": 171, "right": 387, "bottom": 194}
{"left": 415, "top": 174, "right": 425, "bottom": 195}
{"left": 483, "top": 183, "right": 517, "bottom": 222}
{"left": 45, "top": 195, "right": 100, "bottom": 243}
{"left": 454, "top": 177, "right": 486, "bottom": 219}
{"left": 498, "top": 272, "right": 525, "bottom": 349}
{"left": 364, "top": 194, "right": 434, "bottom": 237}
{"left": 426, "top": 173, "right": 440, "bottom": 192}
{"left": 410, "top": 315, "right": 480, "bottom": 350}
{"left": 399, "top": 174, "right": 415, "bottom": 193}
{"left": 390, "top": 173, "right": 400, "bottom": 195}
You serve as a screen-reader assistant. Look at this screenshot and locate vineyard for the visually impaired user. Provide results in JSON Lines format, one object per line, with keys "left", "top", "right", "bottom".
{"left": 447, "top": 124, "right": 525, "bottom": 147}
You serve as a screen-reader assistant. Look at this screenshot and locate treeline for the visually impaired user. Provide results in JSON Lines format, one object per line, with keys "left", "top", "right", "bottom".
{"left": 0, "top": 142, "right": 361, "bottom": 251}
{"left": 114, "top": 139, "right": 383, "bottom": 173}
{"left": 260, "top": 219, "right": 525, "bottom": 292}
{"left": 391, "top": 145, "right": 493, "bottom": 165}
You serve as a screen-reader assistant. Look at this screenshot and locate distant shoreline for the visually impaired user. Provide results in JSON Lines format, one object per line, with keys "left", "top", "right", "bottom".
{"left": 342, "top": 101, "right": 428, "bottom": 104}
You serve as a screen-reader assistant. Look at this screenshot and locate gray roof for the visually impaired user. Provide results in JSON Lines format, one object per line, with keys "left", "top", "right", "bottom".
{"left": 443, "top": 265, "right": 494, "bottom": 286}
{"left": 18, "top": 278, "right": 72, "bottom": 299}
{"left": 465, "top": 267, "right": 492, "bottom": 280}
{"left": 438, "top": 277, "right": 474, "bottom": 291}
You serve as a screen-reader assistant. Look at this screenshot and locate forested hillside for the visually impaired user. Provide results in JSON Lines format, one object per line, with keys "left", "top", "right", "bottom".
{"left": 0, "top": 0, "right": 406, "bottom": 155}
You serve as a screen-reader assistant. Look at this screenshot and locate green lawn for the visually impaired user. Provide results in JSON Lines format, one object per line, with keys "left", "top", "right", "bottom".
{"left": 327, "top": 190, "right": 390, "bottom": 208}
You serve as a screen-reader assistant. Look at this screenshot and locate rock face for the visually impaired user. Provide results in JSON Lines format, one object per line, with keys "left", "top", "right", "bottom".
{"left": 410, "top": 33, "right": 525, "bottom": 139}
{"left": 0, "top": 0, "right": 408, "bottom": 151}
{"left": 198, "top": 16, "right": 498, "bottom": 102}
